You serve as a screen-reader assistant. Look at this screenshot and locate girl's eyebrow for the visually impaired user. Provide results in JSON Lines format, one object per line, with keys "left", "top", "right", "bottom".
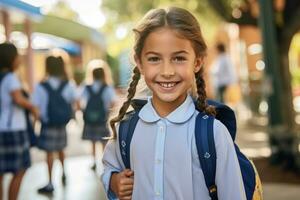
{"left": 144, "top": 51, "right": 160, "bottom": 56}
{"left": 172, "top": 50, "right": 189, "bottom": 55}
{"left": 144, "top": 50, "right": 189, "bottom": 55}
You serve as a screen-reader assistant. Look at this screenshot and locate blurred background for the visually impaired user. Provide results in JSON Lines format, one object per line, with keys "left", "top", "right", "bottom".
{"left": 1, "top": 0, "right": 300, "bottom": 199}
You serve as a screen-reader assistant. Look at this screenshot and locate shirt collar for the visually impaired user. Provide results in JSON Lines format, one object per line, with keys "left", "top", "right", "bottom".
{"left": 138, "top": 95, "right": 195, "bottom": 124}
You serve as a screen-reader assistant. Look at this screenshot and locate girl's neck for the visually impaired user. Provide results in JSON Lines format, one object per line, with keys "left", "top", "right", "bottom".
{"left": 151, "top": 94, "right": 187, "bottom": 118}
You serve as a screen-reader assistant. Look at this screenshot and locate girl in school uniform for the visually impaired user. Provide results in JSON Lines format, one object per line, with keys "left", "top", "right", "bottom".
{"left": 32, "top": 55, "right": 78, "bottom": 194}
{"left": 0, "top": 42, "right": 39, "bottom": 200}
{"left": 80, "top": 60, "right": 117, "bottom": 170}
{"left": 101, "top": 7, "right": 247, "bottom": 200}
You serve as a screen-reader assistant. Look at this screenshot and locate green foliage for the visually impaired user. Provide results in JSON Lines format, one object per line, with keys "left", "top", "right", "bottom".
{"left": 106, "top": 53, "right": 120, "bottom": 85}
{"left": 101, "top": 0, "right": 223, "bottom": 56}
{"left": 291, "top": 68, "right": 300, "bottom": 90}
{"left": 47, "top": 0, "right": 79, "bottom": 21}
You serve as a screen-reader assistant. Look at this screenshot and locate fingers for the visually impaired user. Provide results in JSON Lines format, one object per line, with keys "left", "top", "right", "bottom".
{"left": 120, "top": 176, "right": 134, "bottom": 185}
{"left": 124, "top": 169, "right": 134, "bottom": 177}
{"left": 119, "top": 188, "right": 133, "bottom": 200}
{"left": 119, "top": 183, "right": 133, "bottom": 191}
{"left": 120, "top": 196, "right": 132, "bottom": 200}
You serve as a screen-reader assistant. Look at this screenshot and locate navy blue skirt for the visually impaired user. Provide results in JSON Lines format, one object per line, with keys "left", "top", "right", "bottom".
{"left": 0, "top": 130, "right": 31, "bottom": 174}
{"left": 38, "top": 126, "right": 67, "bottom": 152}
{"left": 82, "top": 124, "right": 110, "bottom": 142}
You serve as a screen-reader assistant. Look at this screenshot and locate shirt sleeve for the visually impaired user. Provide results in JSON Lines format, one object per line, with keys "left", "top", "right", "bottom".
{"left": 8, "top": 73, "right": 22, "bottom": 93}
{"left": 214, "top": 120, "right": 247, "bottom": 200}
{"left": 62, "top": 81, "right": 79, "bottom": 103}
{"left": 101, "top": 126, "right": 125, "bottom": 199}
{"left": 31, "top": 83, "right": 48, "bottom": 121}
{"left": 104, "top": 86, "right": 117, "bottom": 106}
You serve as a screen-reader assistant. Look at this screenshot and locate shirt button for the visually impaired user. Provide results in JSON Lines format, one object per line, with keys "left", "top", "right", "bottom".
{"left": 156, "top": 191, "right": 160, "bottom": 196}
{"left": 156, "top": 159, "right": 161, "bottom": 164}
{"left": 160, "top": 126, "right": 163, "bottom": 132}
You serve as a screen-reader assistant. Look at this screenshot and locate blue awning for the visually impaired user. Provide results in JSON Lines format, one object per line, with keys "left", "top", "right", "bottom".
{"left": 0, "top": 0, "right": 42, "bottom": 19}
{"left": 32, "top": 32, "right": 81, "bottom": 56}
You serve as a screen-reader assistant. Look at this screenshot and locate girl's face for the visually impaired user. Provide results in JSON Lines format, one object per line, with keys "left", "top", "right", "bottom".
{"left": 136, "top": 27, "right": 202, "bottom": 108}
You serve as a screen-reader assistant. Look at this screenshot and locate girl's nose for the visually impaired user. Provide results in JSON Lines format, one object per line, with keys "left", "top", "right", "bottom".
{"left": 161, "top": 63, "right": 175, "bottom": 78}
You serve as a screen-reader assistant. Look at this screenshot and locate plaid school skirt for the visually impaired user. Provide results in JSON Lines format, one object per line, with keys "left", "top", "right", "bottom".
{"left": 0, "top": 130, "right": 31, "bottom": 174}
{"left": 38, "top": 126, "right": 67, "bottom": 152}
{"left": 82, "top": 124, "right": 110, "bottom": 142}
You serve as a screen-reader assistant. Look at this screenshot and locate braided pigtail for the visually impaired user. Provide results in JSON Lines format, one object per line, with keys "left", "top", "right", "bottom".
{"left": 110, "top": 67, "right": 141, "bottom": 139}
{"left": 195, "top": 67, "right": 216, "bottom": 116}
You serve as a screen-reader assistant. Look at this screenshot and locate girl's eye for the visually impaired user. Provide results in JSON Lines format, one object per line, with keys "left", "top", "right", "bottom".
{"left": 147, "top": 56, "right": 160, "bottom": 62}
{"left": 173, "top": 56, "right": 187, "bottom": 63}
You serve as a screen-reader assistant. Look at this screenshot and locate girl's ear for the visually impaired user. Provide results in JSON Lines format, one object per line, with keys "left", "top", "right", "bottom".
{"left": 194, "top": 57, "right": 204, "bottom": 73}
{"left": 134, "top": 55, "right": 144, "bottom": 75}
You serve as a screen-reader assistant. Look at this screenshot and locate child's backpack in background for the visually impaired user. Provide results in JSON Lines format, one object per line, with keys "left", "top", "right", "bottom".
{"left": 41, "top": 81, "right": 72, "bottom": 127}
{"left": 83, "top": 85, "right": 107, "bottom": 126}
{"left": 118, "top": 99, "right": 263, "bottom": 200}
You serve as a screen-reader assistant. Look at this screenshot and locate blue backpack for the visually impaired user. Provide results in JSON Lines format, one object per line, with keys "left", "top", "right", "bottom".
{"left": 83, "top": 84, "right": 107, "bottom": 125}
{"left": 118, "top": 99, "right": 262, "bottom": 200}
{"left": 41, "top": 81, "right": 72, "bottom": 127}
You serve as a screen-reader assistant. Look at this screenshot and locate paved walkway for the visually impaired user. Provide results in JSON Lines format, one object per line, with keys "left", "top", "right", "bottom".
{"left": 2, "top": 110, "right": 300, "bottom": 200}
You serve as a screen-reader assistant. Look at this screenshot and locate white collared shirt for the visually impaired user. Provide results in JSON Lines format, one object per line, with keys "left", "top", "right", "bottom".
{"left": 101, "top": 95, "right": 246, "bottom": 200}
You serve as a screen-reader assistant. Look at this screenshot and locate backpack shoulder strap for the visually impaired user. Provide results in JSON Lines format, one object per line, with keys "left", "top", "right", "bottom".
{"left": 57, "top": 81, "right": 68, "bottom": 93}
{"left": 99, "top": 84, "right": 107, "bottom": 94}
{"left": 41, "top": 81, "right": 52, "bottom": 93}
{"left": 118, "top": 110, "right": 140, "bottom": 169}
{"left": 86, "top": 85, "right": 94, "bottom": 96}
{"left": 195, "top": 113, "right": 218, "bottom": 200}
{"left": 86, "top": 84, "right": 107, "bottom": 97}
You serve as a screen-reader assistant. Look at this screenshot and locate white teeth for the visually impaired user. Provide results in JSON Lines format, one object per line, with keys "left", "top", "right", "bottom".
{"left": 159, "top": 82, "right": 176, "bottom": 88}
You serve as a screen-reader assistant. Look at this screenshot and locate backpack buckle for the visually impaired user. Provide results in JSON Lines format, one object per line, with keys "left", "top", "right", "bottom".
{"left": 202, "top": 115, "right": 208, "bottom": 119}
{"left": 208, "top": 185, "right": 218, "bottom": 198}
{"left": 204, "top": 152, "right": 211, "bottom": 159}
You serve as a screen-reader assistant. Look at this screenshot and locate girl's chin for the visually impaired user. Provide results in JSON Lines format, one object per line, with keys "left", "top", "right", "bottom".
{"left": 153, "top": 93, "right": 186, "bottom": 104}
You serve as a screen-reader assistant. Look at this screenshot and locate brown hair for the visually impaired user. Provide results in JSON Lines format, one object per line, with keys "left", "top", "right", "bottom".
{"left": 110, "top": 7, "right": 215, "bottom": 138}
{"left": 0, "top": 42, "right": 18, "bottom": 71}
{"left": 45, "top": 55, "right": 68, "bottom": 80}
{"left": 92, "top": 67, "right": 105, "bottom": 83}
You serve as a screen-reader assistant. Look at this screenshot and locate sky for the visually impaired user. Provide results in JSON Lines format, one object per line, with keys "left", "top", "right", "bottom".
{"left": 21, "top": 0, "right": 106, "bottom": 29}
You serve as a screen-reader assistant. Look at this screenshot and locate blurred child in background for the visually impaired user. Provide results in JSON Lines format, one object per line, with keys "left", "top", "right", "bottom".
{"left": 80, "top": 60, "right": 117, "bottom": 170}
{"left": 0, "top": 42, "right": 39, "bottom": 200}
{"left": 32, "top": 55, "right": 78, "bottom": 194}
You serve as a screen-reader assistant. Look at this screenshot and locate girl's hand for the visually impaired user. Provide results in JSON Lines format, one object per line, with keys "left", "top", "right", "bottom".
{"left": 30, "top": 106, "right": 40, "bottom": 120}
{"left": 110, "top": 169, "right": 134, "bottom": 200}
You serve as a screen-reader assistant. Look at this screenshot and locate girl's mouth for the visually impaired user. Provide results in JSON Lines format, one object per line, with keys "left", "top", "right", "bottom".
{"left": 157, "top": 81, "right": 179, "bottom": 89}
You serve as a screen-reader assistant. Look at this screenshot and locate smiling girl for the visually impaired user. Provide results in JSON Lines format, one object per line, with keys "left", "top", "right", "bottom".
{"left": 101, "top": 7, "right": 246, "bottom": 200}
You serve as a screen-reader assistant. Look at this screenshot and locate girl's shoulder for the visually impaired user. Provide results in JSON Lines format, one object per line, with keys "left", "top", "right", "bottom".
{"left": 1, "top": 72, "right": 21, "bottom": 90}
{"left": 3, "top": 72, "right": 18, "bottom": 82}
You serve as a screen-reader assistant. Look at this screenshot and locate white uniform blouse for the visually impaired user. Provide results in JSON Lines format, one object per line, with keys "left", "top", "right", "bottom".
{"left": 102, "top": 95, "right": 246, "bottom": 200}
